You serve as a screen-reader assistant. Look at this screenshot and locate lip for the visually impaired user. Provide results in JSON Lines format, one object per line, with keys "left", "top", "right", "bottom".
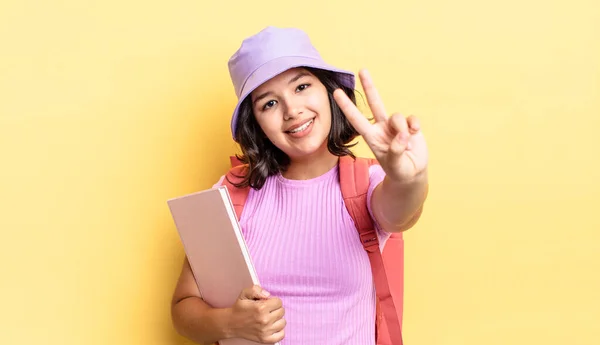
{"left": 285, "top": 117, "right": 315, "bottom": 133}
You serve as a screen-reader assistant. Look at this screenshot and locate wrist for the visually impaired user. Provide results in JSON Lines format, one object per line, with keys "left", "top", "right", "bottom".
{"left": 214, "top": 307, "right": 236, "bottom": 340}
{"left": 384, "top": 169, "right": 428, "bottom": 190}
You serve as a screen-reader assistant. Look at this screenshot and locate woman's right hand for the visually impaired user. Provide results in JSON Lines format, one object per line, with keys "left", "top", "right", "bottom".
{"left": 227, "top": 285, "right": 286, "bottom": 344}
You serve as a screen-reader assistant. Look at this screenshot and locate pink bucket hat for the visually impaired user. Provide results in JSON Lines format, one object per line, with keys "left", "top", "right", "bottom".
{"left": 227, "top": 26, "right": 355, "bottom": 141}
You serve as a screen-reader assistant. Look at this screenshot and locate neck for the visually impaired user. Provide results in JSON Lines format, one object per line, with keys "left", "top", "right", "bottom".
{"left": 282, "top": 148, "right": 339, "bottom": 180}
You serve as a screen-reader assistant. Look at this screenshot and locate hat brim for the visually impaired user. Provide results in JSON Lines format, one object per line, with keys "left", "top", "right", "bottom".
{"left": 230, "top": 56, "right": 355, "bottom": 142}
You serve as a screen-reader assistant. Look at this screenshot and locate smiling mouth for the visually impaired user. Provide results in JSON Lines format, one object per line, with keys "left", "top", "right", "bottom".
{"left": 286, "top": 118, "right": 315, "bottom": 134}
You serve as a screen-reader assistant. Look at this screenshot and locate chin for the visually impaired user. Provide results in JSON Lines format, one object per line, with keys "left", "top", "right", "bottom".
{"left": 284, "top": 136, "right": 329, "bottom": 161}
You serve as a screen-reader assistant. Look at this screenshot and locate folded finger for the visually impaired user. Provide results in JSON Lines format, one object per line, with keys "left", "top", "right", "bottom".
{"left": 407, "top": 115, "right": 420, "bottom": 133}
{"left": 389, "top": 113, "right": 409, "bottom": 137}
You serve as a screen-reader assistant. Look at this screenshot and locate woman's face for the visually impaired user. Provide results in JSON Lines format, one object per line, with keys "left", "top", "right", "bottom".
{"left": 250, "top": 68, "right": 332, "bottom": 161}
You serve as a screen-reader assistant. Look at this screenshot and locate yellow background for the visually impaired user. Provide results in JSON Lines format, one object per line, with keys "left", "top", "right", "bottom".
{"left": 1, "top": 0, "right": 599, "bottom": 344}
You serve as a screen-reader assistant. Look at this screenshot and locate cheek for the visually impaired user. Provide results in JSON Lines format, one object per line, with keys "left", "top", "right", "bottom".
{"left": 317, "top": 99, "right": 333, "bottom": 127}
{"left": 308, "top": 92, "right": 332, "bottom": 119}
{"left": 255, "top": 114, "right": 281, "bottom": 139}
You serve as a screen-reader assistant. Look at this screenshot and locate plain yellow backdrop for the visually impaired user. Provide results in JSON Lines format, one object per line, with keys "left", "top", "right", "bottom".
{"left": 1, "top": 0, "right": 599, "bottom": 344}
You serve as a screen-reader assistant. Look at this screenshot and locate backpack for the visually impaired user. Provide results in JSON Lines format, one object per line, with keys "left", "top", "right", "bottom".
{"left": 221, "top": 155, "right": 404, "bottom": 345}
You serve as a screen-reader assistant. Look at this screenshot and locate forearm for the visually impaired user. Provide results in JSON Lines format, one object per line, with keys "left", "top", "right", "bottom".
{"left": 172, "top": 297, "right": 233, "bottom": 345}
{"left": 372, "top": 170, "right": 429, "bottom": 232}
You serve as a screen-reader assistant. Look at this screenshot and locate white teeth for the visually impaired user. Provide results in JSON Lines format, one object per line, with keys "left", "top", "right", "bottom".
{"left": 289, "top": 119, "right": 313, "bottom": 133}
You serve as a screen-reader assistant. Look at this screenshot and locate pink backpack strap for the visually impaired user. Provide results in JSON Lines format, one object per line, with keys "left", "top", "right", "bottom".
{"left": 220, "top": 156, "right": 250, "bottom": 220}
{"left": 339, "top": 155, "right": 403, "bottom": 345}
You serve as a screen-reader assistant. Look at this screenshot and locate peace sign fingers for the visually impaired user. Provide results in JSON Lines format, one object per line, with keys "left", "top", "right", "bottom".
{"left": 358, "top": 69, "right": 388, "bottom": 123}
{"left": 333, "top": 88, "right": 373, "bottom": 137}
{"left": 333, "top": 68, "right": 391, "bottom": 137}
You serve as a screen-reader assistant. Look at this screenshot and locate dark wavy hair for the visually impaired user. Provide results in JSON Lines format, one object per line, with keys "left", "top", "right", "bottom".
{"left": 229, "top": 67, "right": 360, "bottom": 190}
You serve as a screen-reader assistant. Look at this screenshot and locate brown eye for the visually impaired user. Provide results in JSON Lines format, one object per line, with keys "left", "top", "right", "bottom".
{"left": 296, "top": 84, "right": 310, "bottom": 92}
{"left": 263, "top": 100, "right": 276, "bottom": 110}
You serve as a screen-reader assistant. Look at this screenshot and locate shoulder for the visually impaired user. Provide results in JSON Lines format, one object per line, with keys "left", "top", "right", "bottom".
{"left": 368, "top": 162, "right": 385, "bottom": 185}
{"left": 212, "top": 175, "right": 226, "bottom": 188}
{"left": 211, "top": 164, "right": 249, "bottom": 188}
{"left": 341, "top": 156, "right": 391, "bottom": 247}
{"left": 365, "top": 160, "right": 385, "bottom": 202}
{"left": 339, "top": 155, "right": 384, "bottom": 183}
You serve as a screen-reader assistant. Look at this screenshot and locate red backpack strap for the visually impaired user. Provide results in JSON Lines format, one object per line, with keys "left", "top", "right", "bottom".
{"left": 220, "top": 156, "right": 250, "bottom": 220}
{"left": 214, "top": 157, "right": 250, "bottom": 345}
{"left": 230, "top": 155, "right": 243, "bottom": 168}
{"left": 339, "top": 155, "right": 403, "bottom": 345}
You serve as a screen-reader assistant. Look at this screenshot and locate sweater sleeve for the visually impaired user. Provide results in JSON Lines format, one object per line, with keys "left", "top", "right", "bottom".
{"left": 366, "top": 164, "right": 392, "bottom": 252}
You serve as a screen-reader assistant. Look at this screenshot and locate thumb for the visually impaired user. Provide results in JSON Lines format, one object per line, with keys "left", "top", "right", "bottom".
{"left": 239, "top": 284, "right": 270, "bottom": 300}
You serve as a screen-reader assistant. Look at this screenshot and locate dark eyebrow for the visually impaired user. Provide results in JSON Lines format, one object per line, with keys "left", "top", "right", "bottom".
{"left": 253, "top": 91, "right": 273, "bottom": 106}
{"left": 253, "top": 72, "right": 311, "bottom": 106}
{"left": 288, "top": 71, "right": 310, "bottom": 84}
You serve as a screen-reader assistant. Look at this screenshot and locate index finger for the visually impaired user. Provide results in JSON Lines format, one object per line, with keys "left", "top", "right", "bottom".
{"left": 333, "top": 88, "right": 372, "bottom": 135}
{"left": 359, "top": 69, "right": 388, "bottom": 123}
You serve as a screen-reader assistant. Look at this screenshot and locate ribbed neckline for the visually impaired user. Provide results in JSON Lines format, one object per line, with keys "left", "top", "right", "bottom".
{"left": 275, "top": 164, "right": 338, "bottom": 187}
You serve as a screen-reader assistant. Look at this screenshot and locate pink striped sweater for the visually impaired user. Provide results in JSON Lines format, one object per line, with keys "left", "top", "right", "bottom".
{"left": 214, "top": 163, "right": 390, "bottom": 344}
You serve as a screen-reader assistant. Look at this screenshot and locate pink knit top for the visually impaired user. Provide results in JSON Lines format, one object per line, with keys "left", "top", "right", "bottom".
{"left": 214, "top": 163, "right": 389, "bottom": 344}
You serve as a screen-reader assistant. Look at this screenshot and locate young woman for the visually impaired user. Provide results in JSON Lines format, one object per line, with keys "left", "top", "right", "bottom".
{"left": 171, "top": 26, "right": 429, "bottom": 345}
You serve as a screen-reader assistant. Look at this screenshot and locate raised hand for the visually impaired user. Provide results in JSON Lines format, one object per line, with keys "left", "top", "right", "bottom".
{"left": 333, "top": 69, "right": 428, "bottom": 183}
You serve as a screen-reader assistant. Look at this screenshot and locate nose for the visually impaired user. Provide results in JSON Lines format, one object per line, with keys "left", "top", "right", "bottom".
{"left": 283, "top": 97, "right": 303, "bottom": 121}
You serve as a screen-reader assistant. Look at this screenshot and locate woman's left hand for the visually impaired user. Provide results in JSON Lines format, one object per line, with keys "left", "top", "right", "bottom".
{"left": 333, "top": 69, "right": 429, "bottom": 184}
